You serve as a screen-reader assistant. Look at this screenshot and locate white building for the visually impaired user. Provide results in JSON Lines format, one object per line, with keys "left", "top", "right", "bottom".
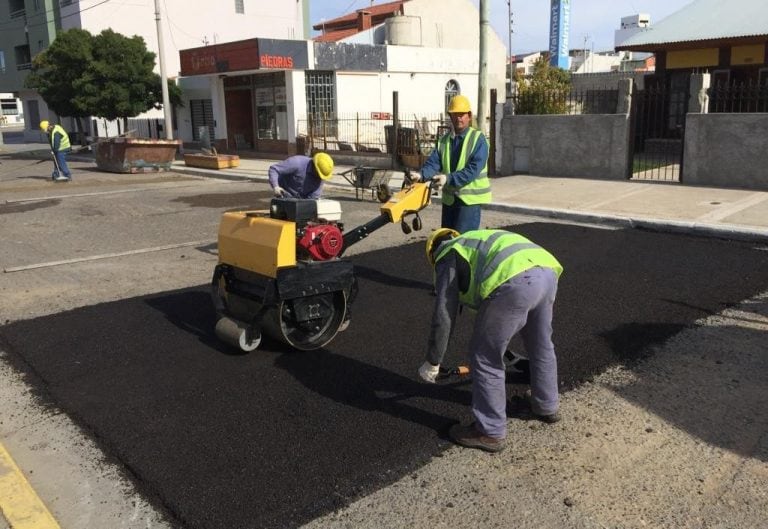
{"left": 176, "top": 0, "right": 507, "bottom": 156}
{"left": 1, "top": 0, "right": 309, "bottom": 141}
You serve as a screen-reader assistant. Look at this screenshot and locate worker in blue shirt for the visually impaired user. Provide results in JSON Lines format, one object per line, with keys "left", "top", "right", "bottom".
{"left": 415, "top": 95, "right": 491, "bottom": 233}
{"left": 268, "top": 152, "right": 334, "bottom": 199}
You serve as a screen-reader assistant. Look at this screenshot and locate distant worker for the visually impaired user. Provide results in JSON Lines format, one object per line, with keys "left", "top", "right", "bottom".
{"left": 418, "top": 228, "right": 564, "bottom": 453}
{"left": 40, "top": 120, "right": 72, "bottom": 182}
{"left": 415, "top": 94, "right": 491, "bottom": 233}
{"left": 268, "top": 152, "right": 334, "bottom": 199}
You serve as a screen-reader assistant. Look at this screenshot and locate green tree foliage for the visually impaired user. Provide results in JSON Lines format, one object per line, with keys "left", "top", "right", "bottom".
{"left": 25, "top": 28, "right": 94, "bottom": 121}
{"left": 513, "top": 57, "right": 572, "bottom": 115}
{"left": 26, "top": 28, "right": 182, "bottom": 132}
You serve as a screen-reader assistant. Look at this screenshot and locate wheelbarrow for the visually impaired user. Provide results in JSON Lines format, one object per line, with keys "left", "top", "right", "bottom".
{"left": 339, "top": 166, "right": 395, "bottom": 202}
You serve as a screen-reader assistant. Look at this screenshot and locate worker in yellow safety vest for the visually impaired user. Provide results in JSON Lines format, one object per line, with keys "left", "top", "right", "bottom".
{"left": 418, "top": 228, "right": 564, "bottom": 453}
{"left": 414, "top": 94, "right": 491, "bottom": 232}
{"left": 40, "top": 120, "right": 72, "bottom": 182}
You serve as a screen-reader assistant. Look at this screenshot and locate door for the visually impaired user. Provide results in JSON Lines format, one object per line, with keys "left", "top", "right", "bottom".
{"left": 225, "top": 89, "right": 254, "bottom": 151}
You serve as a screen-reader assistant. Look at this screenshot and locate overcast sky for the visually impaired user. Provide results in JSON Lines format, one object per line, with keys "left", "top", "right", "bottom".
{"left": 310, "top": 0, "right": 695, "bottom": 54}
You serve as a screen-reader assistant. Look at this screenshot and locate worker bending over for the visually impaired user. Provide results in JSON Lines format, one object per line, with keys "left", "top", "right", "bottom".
{"left": 268, "top": 152, "right": 334, "bottom": 199}
{"left": 40, "top": 120, "right": 72, "bottom": 182}
{"left": 415, "top": 95, "right": 491, "bottom": 233}
{"left": 418, "top": 228, "right": 564, "bottom": 453}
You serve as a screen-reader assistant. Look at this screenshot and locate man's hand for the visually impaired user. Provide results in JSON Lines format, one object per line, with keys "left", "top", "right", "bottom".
{"left": 409, "top": 172, "right": 421, "bottom": 182}
{"left": 432, "top": 174, "right": 447, "bottom": 187}
{"left": 418, "top": 361, "right": 440, "bottom": 383}
{"left": 273, "top": 186, "right": 285, "bottom": 197}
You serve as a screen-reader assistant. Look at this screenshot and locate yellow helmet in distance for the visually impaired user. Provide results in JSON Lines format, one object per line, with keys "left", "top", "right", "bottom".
{"left": 447, "top": 94, "right": 472, "bottom": 114}
{"left": 426, "top": 228, "right": 460, "bottom": 266}
{"left": 39, "top": 120, "right": 50, "bottom": 131}
{"left": 313, "top": 152, "right": 334, "bottom": 181}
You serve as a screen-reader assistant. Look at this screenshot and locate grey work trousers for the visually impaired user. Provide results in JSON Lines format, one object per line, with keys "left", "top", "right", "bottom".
{"left": 468, "top": 266, "right": 559, "bottom": 438}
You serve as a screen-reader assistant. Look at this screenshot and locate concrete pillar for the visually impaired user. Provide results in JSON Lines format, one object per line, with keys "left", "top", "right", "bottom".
{"left": 616, "top": 78, "right": 633, "bottom": 115}
{"left": 688, "top": 73, "right": 711, "bottom": 114}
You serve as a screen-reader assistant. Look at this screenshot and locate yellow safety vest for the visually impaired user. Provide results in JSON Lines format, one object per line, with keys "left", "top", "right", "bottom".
{"left": 435, "top": 229, "right": 563, "bottom": 310}
{"left": 50, "top": 124, "right": 71, "bottom": 150}
{"left": 437, "top": 127, "right": 491, "bottom": 206}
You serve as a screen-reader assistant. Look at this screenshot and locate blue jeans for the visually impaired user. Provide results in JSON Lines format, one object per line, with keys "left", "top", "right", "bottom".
{"left": 441, "top": 201, "right": 481, "bottom": 233}
{"left": 54, "top": 149, "right": 72, "bottom": 178}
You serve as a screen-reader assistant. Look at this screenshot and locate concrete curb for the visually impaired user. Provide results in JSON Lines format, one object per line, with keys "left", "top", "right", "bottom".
{"left": 486, "top": 203, "right": 768, "bottom": 244}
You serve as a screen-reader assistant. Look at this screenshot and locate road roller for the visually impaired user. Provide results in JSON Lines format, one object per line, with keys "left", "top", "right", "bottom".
{"left": 212, "top": 180, "right": 434, "bottom": 352}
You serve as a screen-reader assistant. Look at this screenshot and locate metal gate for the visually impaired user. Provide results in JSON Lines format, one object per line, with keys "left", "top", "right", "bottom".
{"left": 628, "top": 75, "right": 689, "bottom": 182}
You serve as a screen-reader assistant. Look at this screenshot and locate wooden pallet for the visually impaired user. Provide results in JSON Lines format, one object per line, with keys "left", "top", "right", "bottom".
{"left": 184, "top": 153, "right": 240, "bottom": 169}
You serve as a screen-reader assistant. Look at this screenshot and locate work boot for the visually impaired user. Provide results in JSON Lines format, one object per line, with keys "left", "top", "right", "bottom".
{"left": 448, "top": 422, "right": 505, "bottom": 453}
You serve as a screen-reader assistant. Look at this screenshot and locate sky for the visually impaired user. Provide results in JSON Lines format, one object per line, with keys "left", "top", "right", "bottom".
{"left": 309, "top": 0, "right": 695, "bottom": 55}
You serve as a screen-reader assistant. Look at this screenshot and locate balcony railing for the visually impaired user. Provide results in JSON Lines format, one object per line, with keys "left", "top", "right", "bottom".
{"left": 16, "top": 63, "right": 32, "bottom": 70}
{"left": 10, "top": 8, "right": 26, "bottom": 19}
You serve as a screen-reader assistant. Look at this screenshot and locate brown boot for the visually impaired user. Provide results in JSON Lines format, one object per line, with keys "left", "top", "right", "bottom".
{"left": 448, "top": 423, "right": 505, "bottom": 453}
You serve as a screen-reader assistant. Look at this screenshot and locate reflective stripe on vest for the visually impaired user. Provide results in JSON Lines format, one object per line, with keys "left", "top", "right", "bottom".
{"left": 434, "top": 230, "right": 564, "bottom": 310}
{"left": 437, "top": 127, "right": 491, "bottom": 206}
{"left": 51, "top": 124, "right": 71, "bottom": 150}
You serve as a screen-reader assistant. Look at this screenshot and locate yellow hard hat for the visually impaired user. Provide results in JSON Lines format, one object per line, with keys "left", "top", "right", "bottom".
{"left": 313, "top": 152, "right": 334, "bottom": 181}
{"left": 39, "top": 120, "right": 50, "bottom": 131}
{"left": 426, "top": 228, "right": 460, "bottom": 265}
{"left": 447, "top": 94, "right": 471, "bottom": 114}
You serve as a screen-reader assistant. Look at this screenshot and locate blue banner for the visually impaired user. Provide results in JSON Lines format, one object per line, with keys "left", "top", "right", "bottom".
{"left": 548, "top": 0, "right": 571, "bottom": 70}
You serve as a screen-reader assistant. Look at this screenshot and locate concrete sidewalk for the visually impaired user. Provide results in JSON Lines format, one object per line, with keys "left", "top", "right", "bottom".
{"left": 170, "top": 157, "right": 768, "bottom": 243}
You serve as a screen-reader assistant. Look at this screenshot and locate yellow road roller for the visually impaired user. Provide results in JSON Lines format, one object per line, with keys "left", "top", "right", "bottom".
{"left": 212, "top": 180, "right": 433, "bottom": 352}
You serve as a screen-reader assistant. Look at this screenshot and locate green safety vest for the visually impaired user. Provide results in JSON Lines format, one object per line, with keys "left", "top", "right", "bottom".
{"left": 437, "top": 127, "right": 491, "bottom": 206}
{"left": 50, "top": 124, "right": 71, "bottom": 150}
{"left": 434, "top": 229, "right": 563, "bottom": 310}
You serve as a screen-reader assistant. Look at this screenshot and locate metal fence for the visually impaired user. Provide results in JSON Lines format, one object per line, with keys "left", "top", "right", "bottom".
{"left": 509, "top": 87, "right": 620, "bottom": 115}
{"left": 708, "top": 81, "right": 768, "bottom": 113}
{"left": 296, "top": 113, "right": 450, "bottom": 159}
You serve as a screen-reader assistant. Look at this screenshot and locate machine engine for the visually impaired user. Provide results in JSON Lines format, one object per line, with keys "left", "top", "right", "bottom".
{"left": 298, "top": 222, "right": 344, "bottom": 261}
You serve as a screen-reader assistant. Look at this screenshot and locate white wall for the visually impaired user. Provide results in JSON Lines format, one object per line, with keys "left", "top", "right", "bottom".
{"left": 60, "top": 0, "right": 308, "bottom": 78}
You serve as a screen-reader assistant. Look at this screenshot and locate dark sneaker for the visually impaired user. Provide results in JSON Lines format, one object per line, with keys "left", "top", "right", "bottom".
{"left": 449, "top": 423, "right": 505, "bottom": 453}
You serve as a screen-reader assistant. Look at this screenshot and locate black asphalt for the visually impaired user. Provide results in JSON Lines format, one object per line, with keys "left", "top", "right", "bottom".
{"left": 1, "top": 223, "right": 767, "bottom": 529}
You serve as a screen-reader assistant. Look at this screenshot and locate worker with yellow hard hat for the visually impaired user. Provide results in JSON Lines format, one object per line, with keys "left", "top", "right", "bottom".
{"left": 267, "top": 152, "right": 334, "bottom": 199}
{"left": 40, "top": 120, "right": 73, "bottom": 182}
{"left": 413, "top": 94, "right": 491, "bottom": 233}
{"left": 419, "top": 227, "right": 564, "bottom": 453}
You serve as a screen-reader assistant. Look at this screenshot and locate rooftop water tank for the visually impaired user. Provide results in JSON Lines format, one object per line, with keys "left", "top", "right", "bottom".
{"left": 385, "top": 15, "right": 421, "bottom": 46}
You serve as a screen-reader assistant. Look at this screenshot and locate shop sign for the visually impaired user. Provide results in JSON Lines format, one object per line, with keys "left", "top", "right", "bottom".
{"left": 257, "top": 38, "right": 309, "bottom": 70}
{"left": 180, "top": 39, "right": 259, "bottom": 76}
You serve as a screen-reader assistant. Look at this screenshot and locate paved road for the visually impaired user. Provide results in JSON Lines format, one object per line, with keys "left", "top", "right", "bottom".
{"left": 1, "top": 160, "right": 767, "bottom": 528}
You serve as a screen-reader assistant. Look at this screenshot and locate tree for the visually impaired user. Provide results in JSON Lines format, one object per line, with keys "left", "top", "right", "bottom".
{"left": 513, "top": 57, "right": 572, "bottom": 115}
{"left": 26, "top": 28, "right": 182, "bottom": 141}
{"left": 25, "top": 28, "right": 94, "bottom": 139}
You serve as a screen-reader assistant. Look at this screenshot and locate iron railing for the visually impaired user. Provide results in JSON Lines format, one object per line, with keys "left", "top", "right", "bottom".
{"left": 509, "top": 87, "right": 620, "bottom": 115}
{"left": 708, "top": 81, "right": 768, "bottom": 113}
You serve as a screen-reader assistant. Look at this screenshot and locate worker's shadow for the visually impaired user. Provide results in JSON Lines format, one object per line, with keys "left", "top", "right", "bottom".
{"left": 274, "top": 348, "right": 472, "bottom": 437}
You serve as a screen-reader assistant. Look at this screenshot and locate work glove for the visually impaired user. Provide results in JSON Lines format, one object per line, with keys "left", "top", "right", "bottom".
{"left": 418, "top": 361, "right": 440, "bottom": 384}
{"left": 409, "top": 172, "right": 421, "bottom": 182}
{"left": 273, "top": 186, "right": 285, "bottom": 197}
{"left": 432, "top": 174, "right": 447, "bottom": 187}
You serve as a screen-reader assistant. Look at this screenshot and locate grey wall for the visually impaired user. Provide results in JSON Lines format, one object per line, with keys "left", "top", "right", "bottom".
{"left": 499, "top": 114, "right": 630, "bottom": 179}
{"left": 684, "top": 114, "right": 768, "bottom": 190}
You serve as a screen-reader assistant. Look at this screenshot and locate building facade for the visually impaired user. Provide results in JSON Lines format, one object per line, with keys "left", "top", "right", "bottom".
{"left": 0, "top": 0, "right": 309, "bottom": 140}
{"left": 176, "top": 0, "right": 507, "bottom": 155}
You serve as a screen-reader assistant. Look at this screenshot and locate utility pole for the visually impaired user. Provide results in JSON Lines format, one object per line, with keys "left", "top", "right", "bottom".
{"left": 477, "top": 0, "right": 489, "bottom": 135}
{"left": 154, "top": 0, "right": 173, "bottom": 139}
{"left": 507, "top": 0, "right": 514, "bottom": 97}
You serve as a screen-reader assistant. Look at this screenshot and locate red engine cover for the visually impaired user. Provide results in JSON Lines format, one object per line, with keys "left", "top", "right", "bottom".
{"left": 298, "top": 223, "right": 344, "bottom": 260}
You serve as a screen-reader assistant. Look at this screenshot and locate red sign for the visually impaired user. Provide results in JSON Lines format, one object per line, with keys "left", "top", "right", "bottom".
{"left": 371, "top": 112, "right": 391, "bottom": 120}
{"left": 260, "top": 54, "right": 294, "bottom": 69}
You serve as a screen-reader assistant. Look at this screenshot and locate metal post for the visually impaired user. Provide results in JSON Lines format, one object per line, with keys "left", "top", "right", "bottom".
{"left": 477, "top": 0, "right": 489, "bottom": 135}
{"left": 154, "top": 0, "right": 173, "bottom": 139}
{"left": 506, "top": 1, "right": 514, "bottom": 97}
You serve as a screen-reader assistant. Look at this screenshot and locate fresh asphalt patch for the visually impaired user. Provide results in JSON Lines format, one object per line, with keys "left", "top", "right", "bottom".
{"left": 1, "top": 223, "right": 767, "bottom": 529}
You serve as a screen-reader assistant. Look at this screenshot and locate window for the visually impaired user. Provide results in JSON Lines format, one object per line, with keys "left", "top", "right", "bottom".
{"left": 235, "top": 0, "right": 244, "bottom": 14}
{"left": 190, "top": 99, "right": 215, "bottom": 144}
{"left": 305, "top": 70, "right": 336, "bottom": 136}
{"left": 0, "top": 51, "right": 5, "bottom": 74}
{"left": 444, "top": 80, "right": 460, "bottom": 113}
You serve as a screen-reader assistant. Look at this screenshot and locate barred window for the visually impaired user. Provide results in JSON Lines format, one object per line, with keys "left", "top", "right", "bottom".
{"left": 305, "top": 70, "right": 337, "bottom": 135}
{"left": 235, "top": 0, "right": 244, "bottom": 14}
